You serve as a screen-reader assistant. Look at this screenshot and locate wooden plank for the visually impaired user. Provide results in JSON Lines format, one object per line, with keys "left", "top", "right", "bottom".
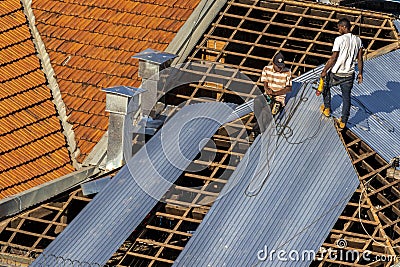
{"left": 5, "top": 228, "right": 55, "bottom": 240}
{"left": 378, "top": 211, "right": 393, "bottom": 226}
{"left": 135, "top": 239, "right": 184, "bottom": 251}
{"left": 293, "top": 10, "right": 335, "bottom": 75}
{"left": 330, "top": 228, "right": 386, "bottom": 241}
{"left": 366, "top": 41, "right": 400, "bottom": 60}
{"left": 19, "top": 215, "right": 67, "bottom": 227}
{"left": 338, "top": 215, "right": 378, "bottom": 225}
{"left": 377, "top": 198, "right": 400, "bottom": 212}
{"left": 360, "top": 164, "right": 391, "bottom": 181}
{"left": 125, "top": 252, "right": 174, "bottom": 264}
{"left": 352, "top": 151, "right": 376, "bottom": 165}
{"left": 184, "top": 173, "right": 229, "bottom": 184}
{"left": 192, "top": 206, "right": 210, "bottom": 220}
{"left": 155, "top": 212, "right": 202, "bottom": 223}
{"left": 145, "top": 225, "right": 192, "bottom": 237}
{"left": 346, "top": 138, "right": 361, "bottom": 148}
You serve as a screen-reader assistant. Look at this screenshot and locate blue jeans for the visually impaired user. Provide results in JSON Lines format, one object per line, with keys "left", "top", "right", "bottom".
{"left": 322, "top": 72, "right": 355, "bottom": 123}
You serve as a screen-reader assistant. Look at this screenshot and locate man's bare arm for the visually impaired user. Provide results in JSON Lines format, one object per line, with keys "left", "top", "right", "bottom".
{"left": 321, "top": 51, "right": 339, "bottom": 77}
{"left": 264, "top": 81, "right": 273, "bottom": 95}
{"left": 357, "top": 47, "right": 363, "bottom": 84}
{"left": 270, "top": 86, "right": 292, "bottom": 96}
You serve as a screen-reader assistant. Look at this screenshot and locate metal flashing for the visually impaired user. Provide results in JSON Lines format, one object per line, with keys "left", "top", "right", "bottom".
{"left": 81, "top": 177, "right": 111, "bottom": 196}
{"left": 102, "top": 86, "right": 145, "bottom": 98}
{"left": 132, "top": 48, "right": 178, "bottom": 65}
{"left": 0, "top": 166, "right": 97, "bottom": 219}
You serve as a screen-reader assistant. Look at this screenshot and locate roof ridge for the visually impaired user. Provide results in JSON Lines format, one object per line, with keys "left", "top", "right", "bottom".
{"left": 20, "top": 0, "right": 80, "bottom": 170}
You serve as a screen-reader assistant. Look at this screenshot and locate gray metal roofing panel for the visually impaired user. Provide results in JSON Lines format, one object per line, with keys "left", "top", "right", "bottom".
{"left": 31, "top": 102, "right": 236, "bottom": 266}
{"left": 174, "top": 79, "right": 359, "bottom": 266}
{"left": 226, "top": 100, "right": 254, "bottom": 122}
{"left": 395, "top": 20, "right": 400, "bottom": 32}
{"left": 295, "top": 50, "right": 400, "bottom": 163}
{"left": 81, "top": 176, "right": 111, "bottom": 196}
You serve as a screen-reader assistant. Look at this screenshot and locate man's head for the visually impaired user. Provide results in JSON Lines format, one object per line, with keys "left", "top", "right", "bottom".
{"left": 273, "top": 52, "right": 285, "bottom": 72}
{"left": 337, "top": 18, "right": 351, "bottom": 34}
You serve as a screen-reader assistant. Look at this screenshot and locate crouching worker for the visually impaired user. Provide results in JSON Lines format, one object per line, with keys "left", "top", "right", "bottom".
{"left": 253, "top": 52, "right": 292, "bottom": 136}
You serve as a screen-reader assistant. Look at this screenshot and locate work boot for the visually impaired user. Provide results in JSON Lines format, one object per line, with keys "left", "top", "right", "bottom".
{"left": 336, "top": 118, "right": 346, "bottom": 130}
{"left": 320, "top": 104, "right": 330, "bottom": 117}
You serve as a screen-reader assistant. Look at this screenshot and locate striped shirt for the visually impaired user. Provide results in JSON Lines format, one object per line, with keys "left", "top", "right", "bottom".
{"left": 261, "top": 65, "right": 292, "bottom": 105}
{"left": 261, "top": 65, "right": 292, "bottom": 92}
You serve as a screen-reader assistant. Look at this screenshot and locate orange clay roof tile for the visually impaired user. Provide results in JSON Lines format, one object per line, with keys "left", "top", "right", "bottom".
{"left": 0, "top": 70, "right": 46, "bottom": 99}
{"left": 31, "top": 0, "right": 201, "bottom": 162}
{"left": 0, "top": 1, "right": 20, "bottom": 15}
{"left": 0, "top": 26, "right": 32, "bottom": 49}
{"left": 0, "top": 0, "right": 74, "bottom": 198}
{"left": 0, "top": 11, "right": 26, "bottom": 32}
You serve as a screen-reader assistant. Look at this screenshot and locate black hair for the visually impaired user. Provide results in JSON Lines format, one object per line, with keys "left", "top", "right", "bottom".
{"left": 338, "top": 18, "right": 351, "bottom": 30}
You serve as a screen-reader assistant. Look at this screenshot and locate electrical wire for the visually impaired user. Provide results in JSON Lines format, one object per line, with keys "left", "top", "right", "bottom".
{"left": 276, "top": 77, "right": 325, "bottom": 145}
{"left": 244, "top": 75, "right": 325, "bottom": 197}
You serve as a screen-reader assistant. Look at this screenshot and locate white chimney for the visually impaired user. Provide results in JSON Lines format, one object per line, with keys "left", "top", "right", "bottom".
{"left": 102, "top": 86, "right": 144, "bottom": 170}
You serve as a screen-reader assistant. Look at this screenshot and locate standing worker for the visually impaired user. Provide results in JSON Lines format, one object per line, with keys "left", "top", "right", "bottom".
{"left": 253, "top": 52, "right": 292, "bottom": 136}
{"left": 320, "top": 18, "right": 363, "bottom": 129}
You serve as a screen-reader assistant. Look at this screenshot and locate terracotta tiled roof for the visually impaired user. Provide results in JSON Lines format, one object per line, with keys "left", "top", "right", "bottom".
{"left": 0, "top": 0, "right": 74, "bottom": 199}
{"left": 31, "top": 0, "right": 202, "bottom": 162}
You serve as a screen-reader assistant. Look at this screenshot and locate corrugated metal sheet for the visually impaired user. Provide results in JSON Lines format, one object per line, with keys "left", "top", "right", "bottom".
{"left": 31, "top": 102, "right": 236, "bottom": 266}
{"left": 81, "top": 176, "right": 111, "bottom": 196}
{"left": 295, "top": 50, "right": 400, "bottom": 163}
{"left": 173, "top": 78, "right": 359, "bottom": 266}
{"left": 394, "top": 19, "right": 400, "bottom": 33}
{"left": 226, "top": 100, "right": 254, "bottom": 122}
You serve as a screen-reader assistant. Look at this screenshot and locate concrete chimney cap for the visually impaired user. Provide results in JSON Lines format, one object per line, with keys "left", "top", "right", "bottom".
{"left": 132, "top": 48, "right": 177, "bottom": 65}
{"left": 102, "top": 86, "right": 145, "bottom": 97}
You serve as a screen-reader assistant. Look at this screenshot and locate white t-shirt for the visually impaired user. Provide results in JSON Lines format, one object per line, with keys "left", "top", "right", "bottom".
{"left": 331, "top": 33, "right": 363, "bottom": 75}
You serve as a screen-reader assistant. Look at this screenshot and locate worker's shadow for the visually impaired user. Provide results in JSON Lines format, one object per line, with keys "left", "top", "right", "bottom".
{"left": 331, "top": 81, "right": 400, "bottom": 129}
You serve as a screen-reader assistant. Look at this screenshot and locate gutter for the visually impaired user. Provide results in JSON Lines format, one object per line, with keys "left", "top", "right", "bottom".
{"left": 0, "top": 166, "right": 98, "bottom": 219}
